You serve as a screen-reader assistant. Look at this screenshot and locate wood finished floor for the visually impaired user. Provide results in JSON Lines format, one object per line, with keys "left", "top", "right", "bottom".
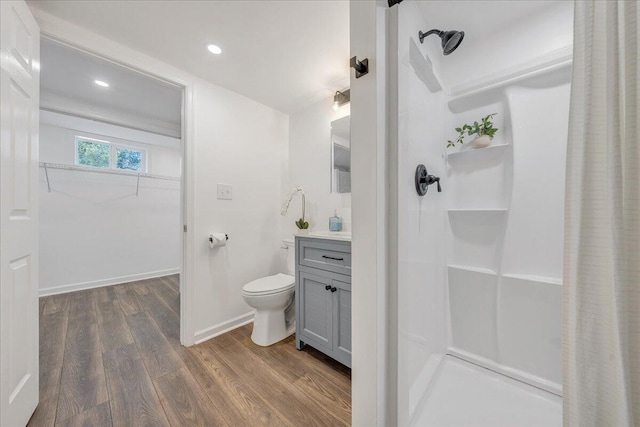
{"left": 29, "top": 275, "right": 351, "bottom": 427}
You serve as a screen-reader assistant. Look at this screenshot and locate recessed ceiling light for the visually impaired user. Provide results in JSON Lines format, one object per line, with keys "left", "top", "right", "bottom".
{"left": 94, "top": 80, "right": 109, "bottom": 87}
{"left": 207, "top": 44, "right": 222, "bottom": 55}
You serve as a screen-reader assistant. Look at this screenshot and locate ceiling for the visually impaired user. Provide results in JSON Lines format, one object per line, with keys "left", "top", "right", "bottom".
{"left": 28, "top": 0, "right": 351, "bottom": 115}
{"left": 41, "top": 37, "right": 183, "bottom": 137}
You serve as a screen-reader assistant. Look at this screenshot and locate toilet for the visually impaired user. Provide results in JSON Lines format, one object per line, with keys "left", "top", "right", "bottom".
{"left": 241, "top": 238, "right": 296, "bottom": 346}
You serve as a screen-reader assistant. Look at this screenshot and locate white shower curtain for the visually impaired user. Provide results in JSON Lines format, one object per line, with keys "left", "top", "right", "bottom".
{"left": 563, "top": 1, "right": 639, "bottom": 426}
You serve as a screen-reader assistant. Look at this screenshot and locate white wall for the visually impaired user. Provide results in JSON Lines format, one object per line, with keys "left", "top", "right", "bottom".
{"left": 393, "top": 2, "right": 449, "bottom": 422}
{"left": 286, "top": 96, "right": 350, "bottom": 236}
{"left": 38, "top": 113, "right": 182, "bottom": 295}
{"left": 192, "top": 79, "right": 289, "bottom": 341}
{"left": 39, "top": 112, "right": 181, "bottom": 175}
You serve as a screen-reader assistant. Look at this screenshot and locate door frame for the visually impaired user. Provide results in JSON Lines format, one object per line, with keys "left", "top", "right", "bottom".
{"left": 350, "top": 0, "right": 392, "bottom": 426}
{"left": 32, "top": 9, "right": 198, "bottom": 345}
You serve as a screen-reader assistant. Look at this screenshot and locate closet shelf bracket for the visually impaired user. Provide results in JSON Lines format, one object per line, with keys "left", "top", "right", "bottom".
{"left": 44, "top": 162, "right": 51, "bottom": 192}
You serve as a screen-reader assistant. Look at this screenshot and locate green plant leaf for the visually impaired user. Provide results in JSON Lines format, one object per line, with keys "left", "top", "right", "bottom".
{"left": 450, "top": 113, "right": 499, "bottom": 148}
{"left": 295, "top": 218, "right": 309, "bottom": 229}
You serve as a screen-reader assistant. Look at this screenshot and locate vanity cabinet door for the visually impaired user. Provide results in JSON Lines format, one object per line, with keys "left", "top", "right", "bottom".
{"left": 298, "top": 270, "right": 333, "bottom": 351}
{"left": 333, "top": 279, "right": 352, "bottom": 366}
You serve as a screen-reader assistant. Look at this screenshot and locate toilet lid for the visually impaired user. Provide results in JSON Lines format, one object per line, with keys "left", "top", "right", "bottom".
{"left": 242, "top": 273, "right": 295, "bottom": 295}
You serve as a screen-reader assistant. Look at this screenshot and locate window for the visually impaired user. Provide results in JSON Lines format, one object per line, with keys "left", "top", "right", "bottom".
{"left": 75, "top": 136, "right": 146, "bottom": 172}
{"left": 116, "top": 147, "right": 143, "bottom": 171}
{"left": 77, "top": 138, "right": 110, "bottom": 168}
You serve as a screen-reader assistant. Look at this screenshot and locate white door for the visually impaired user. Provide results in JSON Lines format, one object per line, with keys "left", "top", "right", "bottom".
{"left": 0, "top": 1, "right": 40, "bottom": 425}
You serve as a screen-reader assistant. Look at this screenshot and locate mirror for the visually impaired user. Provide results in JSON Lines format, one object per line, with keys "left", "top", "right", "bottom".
{"left": 331, "top": 115, "right": 350, "bottom": 193}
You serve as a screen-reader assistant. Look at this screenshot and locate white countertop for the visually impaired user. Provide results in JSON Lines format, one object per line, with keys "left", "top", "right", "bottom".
{"left": 297, "top": 231, "right": 352, "bottom": 242}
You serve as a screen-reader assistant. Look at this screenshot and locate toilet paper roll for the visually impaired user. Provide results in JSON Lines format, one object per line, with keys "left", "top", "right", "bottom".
{"left": 209, "top": 233, "right": 228, "bottom": 248}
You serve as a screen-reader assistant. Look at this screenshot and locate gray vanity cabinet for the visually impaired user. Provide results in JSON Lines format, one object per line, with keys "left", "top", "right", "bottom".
{"left": 295, "top": 237, "right": 351, "bottom": 368}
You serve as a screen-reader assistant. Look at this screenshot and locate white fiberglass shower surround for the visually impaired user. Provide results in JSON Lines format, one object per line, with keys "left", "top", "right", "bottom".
{"left": 390, "top": 1, "right": 574, "bottom": 425}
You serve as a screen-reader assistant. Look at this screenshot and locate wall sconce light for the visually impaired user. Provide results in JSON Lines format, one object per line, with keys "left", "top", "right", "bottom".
{"left": 333, "top": 89, "right": 350, "bottom": 111}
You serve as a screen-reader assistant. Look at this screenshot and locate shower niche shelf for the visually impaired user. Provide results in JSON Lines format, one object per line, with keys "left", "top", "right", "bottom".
{"left": 446, "top": 143, "right": 511, "bottom": 159}
{"left": 448, "top": 208, "right": 507, "bottom": 213}
{"left": 448, "top": 264, "right": 497, "bottom": 276}
{"left": 501, "top": 273, "right": 562, "bottom": 286}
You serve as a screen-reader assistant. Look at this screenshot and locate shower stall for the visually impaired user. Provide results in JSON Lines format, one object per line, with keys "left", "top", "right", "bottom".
{"left": 389, "top": 1, "right": 574, "bottom": 425}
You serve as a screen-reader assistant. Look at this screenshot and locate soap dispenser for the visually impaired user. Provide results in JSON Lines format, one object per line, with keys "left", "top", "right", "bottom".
{"left": 329, "top": 210, "right": 343, "bottom": 232}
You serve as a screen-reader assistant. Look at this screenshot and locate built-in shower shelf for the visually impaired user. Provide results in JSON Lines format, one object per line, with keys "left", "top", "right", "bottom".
{"left": 447, "top": 143, "right": 511, "bottom": 159}
{"left": 448, "top": 208, "right": 508, "bottom": 213}
{"left": 448, "top": 264, "right": 497, "bottom": 276}
{"left": 501, "top": 273, "right": 562, "bottom": 286}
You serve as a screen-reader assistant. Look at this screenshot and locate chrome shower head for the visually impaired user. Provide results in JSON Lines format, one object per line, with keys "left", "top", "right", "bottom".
{"left": 418, "top": 29, "right": 465, "bottom": 55}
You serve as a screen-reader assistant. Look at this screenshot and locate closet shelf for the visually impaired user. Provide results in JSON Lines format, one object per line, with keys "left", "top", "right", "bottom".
{"left": 448, "top": 264, "right": 497, "bottom": 276}
{"left": 447, "top": 143, "right": 511, "bottom": 159}
{"left": 39, "top": 162, "right": 180, "bottom": 181}
{"left": 39, "top": 162, "right": 180, "bottom": 196}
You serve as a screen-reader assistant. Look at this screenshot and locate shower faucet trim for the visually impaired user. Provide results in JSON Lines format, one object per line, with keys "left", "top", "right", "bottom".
{"left": 415, "top": 164, "right": 442, "bottom": 196}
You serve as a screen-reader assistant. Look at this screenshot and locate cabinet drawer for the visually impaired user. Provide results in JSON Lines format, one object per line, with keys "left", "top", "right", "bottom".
{"left": 298, "top": 239, "right": 351, "bottom": 276}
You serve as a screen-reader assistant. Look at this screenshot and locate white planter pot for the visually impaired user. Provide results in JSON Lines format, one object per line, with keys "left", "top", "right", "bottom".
{"left": 472, "top": 135, "right": 492, "bottom": 148}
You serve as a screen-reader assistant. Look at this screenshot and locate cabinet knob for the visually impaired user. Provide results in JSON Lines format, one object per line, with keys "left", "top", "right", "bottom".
{"left": 325, "top": 285, "right": 332, "bottom": 291}
{"left": 331, "top": 287, "right": 337, "bottom": 293}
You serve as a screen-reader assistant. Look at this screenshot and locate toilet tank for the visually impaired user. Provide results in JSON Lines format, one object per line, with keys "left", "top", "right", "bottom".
{"left": 283, "top": 238, "right": 295, "bottom": 275}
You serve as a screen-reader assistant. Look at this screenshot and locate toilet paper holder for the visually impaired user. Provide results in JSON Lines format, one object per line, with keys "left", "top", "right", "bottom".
{"left": 209, "top": 233, "right": 229, "bottom": 245}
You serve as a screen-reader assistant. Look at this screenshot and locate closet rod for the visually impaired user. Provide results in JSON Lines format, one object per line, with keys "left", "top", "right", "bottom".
{"left": 39, "top": 162, "right": 180, "bottom": 182}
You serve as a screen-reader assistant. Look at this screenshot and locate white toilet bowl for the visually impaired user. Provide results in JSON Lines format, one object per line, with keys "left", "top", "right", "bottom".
{"left": 242, "top": 238, "right": 297, "bottom": 346}
{"left": 242, "top": 239, "right": 296, "bottom": 347}
{"left": 242, "top": 273, "right": 295, "bottom": 346}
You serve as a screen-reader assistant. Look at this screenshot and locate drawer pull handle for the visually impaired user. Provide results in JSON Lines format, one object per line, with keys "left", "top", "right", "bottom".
{"left": 325, "top": 285, "right": 332, "bottom": 290}
{"left": 330, "top": 287, "right": 337, "bottom": 293}
{"left": 322, "top": 255, "right": 344, "bottom": 261}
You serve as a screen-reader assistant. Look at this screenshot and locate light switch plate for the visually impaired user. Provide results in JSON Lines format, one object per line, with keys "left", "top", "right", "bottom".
{"left": 217, "top": 184, "right": 232, "bottom": 200}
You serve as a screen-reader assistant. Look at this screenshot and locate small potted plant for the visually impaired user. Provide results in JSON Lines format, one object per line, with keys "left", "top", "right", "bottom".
{"left": 447, "top": 113, "right": 498, "bottom": 149}
{"left": 281, "top": 186, "right": 309, "bottom": 232}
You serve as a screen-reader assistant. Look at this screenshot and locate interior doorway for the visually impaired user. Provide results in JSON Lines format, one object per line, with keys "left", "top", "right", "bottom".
{"left": 38, "top": 38, "right": 185, "bottom": 296}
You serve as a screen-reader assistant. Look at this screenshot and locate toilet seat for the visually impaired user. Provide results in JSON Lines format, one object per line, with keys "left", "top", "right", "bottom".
{"left": 242, "top": 273, "right": 294, "bottom": 296}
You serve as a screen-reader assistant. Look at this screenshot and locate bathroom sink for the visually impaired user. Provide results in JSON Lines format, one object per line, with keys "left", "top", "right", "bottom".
{"left": 305, "top": 231, "right": 352, "bottom": 242}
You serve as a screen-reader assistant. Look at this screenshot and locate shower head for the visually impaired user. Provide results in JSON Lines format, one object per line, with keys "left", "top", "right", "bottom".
{"left": 418, "top": 29, "right": 465, "bottom": 55}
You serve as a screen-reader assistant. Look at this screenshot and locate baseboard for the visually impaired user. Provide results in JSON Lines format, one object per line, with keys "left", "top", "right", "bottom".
{"left": 39, "top": 268, "right": 181, "bottom": 297}
{"left": 193, "top": 311, "right": 255, "bottom": 345}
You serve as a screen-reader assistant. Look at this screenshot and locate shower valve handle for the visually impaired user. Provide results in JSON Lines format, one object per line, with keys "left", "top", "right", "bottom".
{"left": 415, "top": 164, "right": 442, "bottom": 195}
{"left": 420, "top": 174, "right": 442, "bottom": 192}
{"left": 429, "top": 176, "right": 442, "bottom": 192}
